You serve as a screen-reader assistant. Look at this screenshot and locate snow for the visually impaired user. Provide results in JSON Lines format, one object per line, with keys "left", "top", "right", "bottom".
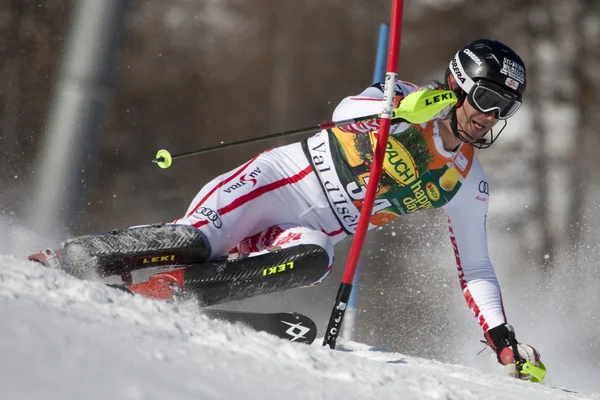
{"left": 0, "top": 255, "right": 594, "bottom": 400}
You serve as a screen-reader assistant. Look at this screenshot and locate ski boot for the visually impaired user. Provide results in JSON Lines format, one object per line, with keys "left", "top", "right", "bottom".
{"left": 28, "top": 248, "right": 63, "bottom": 270}
{"left": 127, "top": 269, "right": 186, "bottom": 301}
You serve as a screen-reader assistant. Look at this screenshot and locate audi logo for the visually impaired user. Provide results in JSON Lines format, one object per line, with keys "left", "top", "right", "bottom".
{"left": 478, "top": 181, "right": 489, "bottom": 195}
{"left": 195, "top": 207, "right": 223, "bottom": 228}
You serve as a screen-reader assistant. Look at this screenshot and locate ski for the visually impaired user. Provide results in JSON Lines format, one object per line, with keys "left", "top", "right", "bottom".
{"left": 203, "top": 309, "right": 317, "bottom": 344}
{"left": 545, "top": 385, "right": 587, "bottom": 395}
{"left": 69, "top": 284, "right": 318, "bottom": 344}
{"left": 28, "top": 252, "right": 319, "bottom": 345}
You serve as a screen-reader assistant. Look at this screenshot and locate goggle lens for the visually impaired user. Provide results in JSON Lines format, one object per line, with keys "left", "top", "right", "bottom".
{"left": 468, "top": 83, "right": 521, "bottom": 120}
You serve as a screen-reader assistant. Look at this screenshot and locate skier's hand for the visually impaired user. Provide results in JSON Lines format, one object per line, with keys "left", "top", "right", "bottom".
{"left": 484, "top": 323, "right": 546, "bottom": 382}
{"left": 392, "top": 85, "right": 457, "bottom": 124}
{"left": 417, "top": 82, "right": 454, "bottom": 120}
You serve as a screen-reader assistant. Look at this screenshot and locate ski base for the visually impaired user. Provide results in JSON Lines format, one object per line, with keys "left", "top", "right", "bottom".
{"left": 203, "top": 309, "right": 317, "bottom": 344}
{"left": 103, "top": 286, "right": 318, "bottom": 344}
{"left": 26, "top": 257, "right": 319, "bottom": 345}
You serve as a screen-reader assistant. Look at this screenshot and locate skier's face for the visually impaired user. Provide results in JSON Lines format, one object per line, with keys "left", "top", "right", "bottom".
{"left": 456, "top": 99, "right": 499, "bottom": 143}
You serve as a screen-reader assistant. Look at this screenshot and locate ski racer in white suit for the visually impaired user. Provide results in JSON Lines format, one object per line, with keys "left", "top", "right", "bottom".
{"left": 139, "top": 38, "right": 541, "bottom": 380}
{"left": 30, "top": 38, "right": 542, "bottom": 380}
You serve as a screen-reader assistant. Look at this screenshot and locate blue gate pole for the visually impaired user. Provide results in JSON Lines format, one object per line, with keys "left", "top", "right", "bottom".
{"left": 342, "top": 23, "right": 390, "bottom": 342}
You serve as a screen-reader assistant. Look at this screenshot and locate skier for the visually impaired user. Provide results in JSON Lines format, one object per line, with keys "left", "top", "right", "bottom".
{"left": 30, "top": 38, "right": 542, "bottom": 380}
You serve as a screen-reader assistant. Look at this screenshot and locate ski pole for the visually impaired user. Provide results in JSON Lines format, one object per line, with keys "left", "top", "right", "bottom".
{"left": 322, "top": 0, "right": 404, "bottom": 350}
{"left": 342, "top": 22, "right": 390, "bottom": 343}
{"left": 153, "top": 113, "right": 384, "bottom": 169}
{"left": 152, "top": 86, "right": 456, "bottom": 169}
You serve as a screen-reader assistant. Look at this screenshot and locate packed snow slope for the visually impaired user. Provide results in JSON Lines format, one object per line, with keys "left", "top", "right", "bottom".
{"left": 0, "top": 255, "right": 594, "bottom": 400}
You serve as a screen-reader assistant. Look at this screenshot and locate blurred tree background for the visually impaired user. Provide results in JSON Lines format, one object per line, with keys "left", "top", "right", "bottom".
{"left": 1, "top": 0, "right": 600, "bottom": 391}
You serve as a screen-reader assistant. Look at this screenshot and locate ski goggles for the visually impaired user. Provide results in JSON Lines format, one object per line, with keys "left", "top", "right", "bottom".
{"left": 467, "top": 81, "right": 522, "bottom": 120}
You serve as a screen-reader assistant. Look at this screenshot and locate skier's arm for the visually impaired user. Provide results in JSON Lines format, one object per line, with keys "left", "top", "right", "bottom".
{"left": 332, "top": 81, "right": 418, "bottom": 134}
{"left": 443, "top": 162, "right": 507, "bottom": 332}
{"left": 444, "top": 155, "right": 544, "bottom": 380}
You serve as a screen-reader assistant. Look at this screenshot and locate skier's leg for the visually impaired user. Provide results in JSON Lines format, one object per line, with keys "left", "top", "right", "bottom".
{"left": 174, "top": 141, "right": 346, "bottom": 260}
{"left": 28, "top": 224, "right": 211, "bottom": 279}
{"left": 30, "top": 142, "right": 344, "bottom": 291}
{"left": 128, "top": 224, "right": 335, "bottom": 305}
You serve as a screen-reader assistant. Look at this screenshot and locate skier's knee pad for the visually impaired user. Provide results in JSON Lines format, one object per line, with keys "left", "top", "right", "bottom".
{"left": 61, "top": 224, "right": 210, "bottom": 277}
{"left": 182, "top": 243, "right": 330, "bottom": 306}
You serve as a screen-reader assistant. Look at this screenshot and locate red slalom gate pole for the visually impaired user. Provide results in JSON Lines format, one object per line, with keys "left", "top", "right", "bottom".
{"left": 323, "top": 0, "right": 404, "bottom": 349}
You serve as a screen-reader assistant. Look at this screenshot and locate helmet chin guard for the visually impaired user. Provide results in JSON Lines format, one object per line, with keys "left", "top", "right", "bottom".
{"left": 448, "top": 106, "right": 508, "bottom": 149}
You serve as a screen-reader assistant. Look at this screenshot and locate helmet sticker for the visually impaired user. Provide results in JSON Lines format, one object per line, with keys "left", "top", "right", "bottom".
{"left": 463, "top": 49, "right": 483, "bottom": 66}
{"left": 505, "top": 77, "right": 519, "bottom": 90}
{"left": 500, "top": 59, "right": 525, "bottom": 84}
{"left": 449, "top": 54, "right": 475, "bottom": 93}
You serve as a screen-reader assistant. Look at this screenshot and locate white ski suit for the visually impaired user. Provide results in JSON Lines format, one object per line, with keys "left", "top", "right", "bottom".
{"left": 174, "top": 80, "right": 506, "bottom": 333}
